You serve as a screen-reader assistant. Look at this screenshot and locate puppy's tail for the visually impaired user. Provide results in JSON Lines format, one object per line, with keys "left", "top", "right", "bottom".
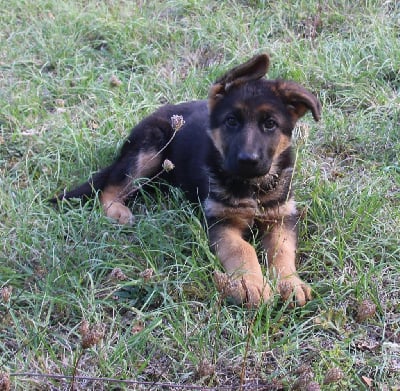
{"left": 50, "top": 166, "right": 112, "bottom": 204}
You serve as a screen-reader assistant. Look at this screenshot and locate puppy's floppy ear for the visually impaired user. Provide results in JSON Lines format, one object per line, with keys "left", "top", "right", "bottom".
{"left": 274, "top": 80, "right": 322, "bottom": 122}
{"left": 209, "top": 54, "right": 270, "bottom": 109}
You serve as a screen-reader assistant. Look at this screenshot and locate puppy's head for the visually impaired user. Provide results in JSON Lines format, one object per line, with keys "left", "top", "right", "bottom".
{"left": 208, "top": 54, "right": 321, "bottom": 179}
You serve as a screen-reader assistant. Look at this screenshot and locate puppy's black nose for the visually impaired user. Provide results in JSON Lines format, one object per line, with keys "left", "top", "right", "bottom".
{"left": 238, "top": 151, "right": 260, "bottom": 166}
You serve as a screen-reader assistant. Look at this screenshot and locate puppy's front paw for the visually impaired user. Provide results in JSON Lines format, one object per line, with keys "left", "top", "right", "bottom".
{"left": 103, "top": 202, "right": 134, "bottom": 225}
{"left": 214, "top": 271, "right": 271, "bottom": 307}
{"left": 278, "top": 275, "right": 311, "bottom": 306}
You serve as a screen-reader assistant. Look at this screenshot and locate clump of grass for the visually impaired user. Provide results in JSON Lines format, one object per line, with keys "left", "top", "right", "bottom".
{"left": 70, "top": 320, "right": 105, "bottom": 389}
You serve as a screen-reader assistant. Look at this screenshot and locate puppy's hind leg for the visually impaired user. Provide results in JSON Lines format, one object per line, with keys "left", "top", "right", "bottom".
{"left": 100, "top": 148, "right": 164, "bottom": 225}
{"left": 101, "top": 184, "right": 135, "bottom": 225}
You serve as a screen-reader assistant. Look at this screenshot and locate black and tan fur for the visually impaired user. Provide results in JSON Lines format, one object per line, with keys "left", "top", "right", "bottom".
{"left": 53, "top": 54, "right": 321, "bottom": 307}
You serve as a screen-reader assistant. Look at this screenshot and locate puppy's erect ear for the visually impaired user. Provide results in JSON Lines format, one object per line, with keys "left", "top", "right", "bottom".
{"left": 275, "top": 80, "right": 322, "bottom": 122}
{"left": 209, "top": 54, "right": 270, "bottom": 109}
{"left": 215, "top": 54, "right": 270, "bottom": 89}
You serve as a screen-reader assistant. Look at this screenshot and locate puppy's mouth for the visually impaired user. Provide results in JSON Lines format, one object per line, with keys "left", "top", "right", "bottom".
{"left": 219, "top": 154, "right": 283, "bottom": 189}
{"left": 248, "top": 172, "right": 280, "bottom": 189}
{"left": 227, "top": 166, "right": 280, "bottom": 188}
{"left": 224, "top": 163, "right": 271, "bottom": 181}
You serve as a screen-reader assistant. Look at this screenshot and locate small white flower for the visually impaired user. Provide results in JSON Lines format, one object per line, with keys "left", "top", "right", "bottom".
{"left": 171, "top": 115, "right": 185, "bottom": 131}
{"left": 162, "top": 159, "right": 175, "bottom": 172}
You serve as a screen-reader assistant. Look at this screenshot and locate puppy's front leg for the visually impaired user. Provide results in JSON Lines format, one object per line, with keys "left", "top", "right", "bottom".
{"left": 209, "top": 220, "right": 271, "bottom": 307}
{"left": 262, "top": 210, "right": 311, "bottom": 306}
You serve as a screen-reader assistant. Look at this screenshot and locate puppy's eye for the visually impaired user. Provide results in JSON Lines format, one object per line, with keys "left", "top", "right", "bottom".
{"left": 262, "top": 118, "right": 277, "bottom": 132}
{"left": 225, "top": 116, "right": 240, "bottom": 128}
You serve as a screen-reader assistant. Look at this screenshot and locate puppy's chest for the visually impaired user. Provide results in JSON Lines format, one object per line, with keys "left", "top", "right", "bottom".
{"left": 205, "top": 168, "right": 295, "bottom": 223}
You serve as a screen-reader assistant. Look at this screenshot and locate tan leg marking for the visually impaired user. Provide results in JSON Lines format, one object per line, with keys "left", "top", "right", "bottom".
{"left": 135, "top": 150, "right": 163, "bottom": 177}
{"left": 100, "top": 150, "right": 163, "bottom": 225}
{"left": 210, "top": 223, "right": 271, "bottom": 307}
{"left": 262, "top": 216, "right": 311, "bottom": 306}
{"left": 100, "top": 185, "right": 134, "bottom": 225}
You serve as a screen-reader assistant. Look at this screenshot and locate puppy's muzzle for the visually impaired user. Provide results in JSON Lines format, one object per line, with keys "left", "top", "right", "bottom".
{"left": 234, "top": 150, "right": 270, "bottom": 179}
{"left": 237, "top": 151, "right": 260, "bottom": 166}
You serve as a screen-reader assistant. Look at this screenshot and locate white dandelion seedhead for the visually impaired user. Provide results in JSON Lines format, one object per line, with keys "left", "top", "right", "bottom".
{"left": 162, "top": 159, "right": 175, "bottom": 172}
{"left": 171, "top": 114, "right": 185, "bottom": 131}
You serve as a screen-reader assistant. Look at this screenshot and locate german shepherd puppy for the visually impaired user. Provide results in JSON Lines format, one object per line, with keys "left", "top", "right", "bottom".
{"left": 53, "top": 54, "right": 321, "bottom": 307}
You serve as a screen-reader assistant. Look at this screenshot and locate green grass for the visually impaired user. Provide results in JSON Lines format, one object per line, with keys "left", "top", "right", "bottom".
{"left": 1, "top": 0, "right": 399, "bottom": 389}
